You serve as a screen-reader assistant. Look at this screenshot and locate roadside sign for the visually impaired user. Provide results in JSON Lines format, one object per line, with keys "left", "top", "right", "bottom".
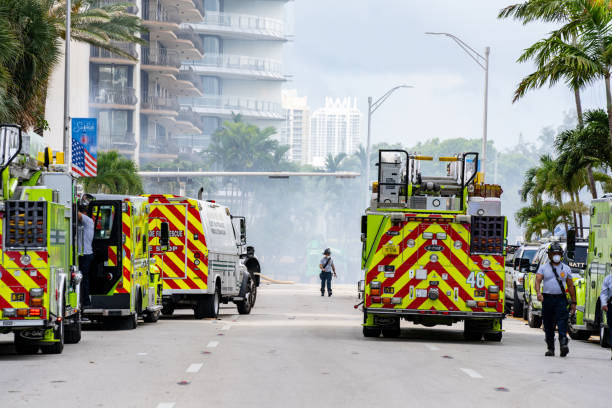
{"left": 71, "top": 118, "right": 97, "bottom": 177}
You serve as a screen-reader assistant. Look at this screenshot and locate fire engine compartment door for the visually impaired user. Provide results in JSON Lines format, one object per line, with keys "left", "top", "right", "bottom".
{"left": 88, "top": 200, "right": 122, "bottom": 295}
{"left": 148, "top": 203, "right": 188, "bottom": 280}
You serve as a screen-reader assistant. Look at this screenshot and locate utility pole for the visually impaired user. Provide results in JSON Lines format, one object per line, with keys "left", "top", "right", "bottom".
{"left": 63, "top": 0, "right": 71, "bottom": 170}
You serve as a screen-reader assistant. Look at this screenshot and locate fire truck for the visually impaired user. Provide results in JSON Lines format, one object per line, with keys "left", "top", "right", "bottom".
{"left": 0, "top": 124, "right": 81, "bottom": 354}
{"left": 81, "top": 194, "right": 163, "bottom": 328}
{"left": 360, "top": 150, "right": 507, "bottom": 340}
{"left": 144, "top": 194, "right": 261, "bottom": 319}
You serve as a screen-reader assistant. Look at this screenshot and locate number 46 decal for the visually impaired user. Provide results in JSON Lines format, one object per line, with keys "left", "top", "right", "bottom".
{"left": 467, "top": 271, "right": 485, "bottom": 288}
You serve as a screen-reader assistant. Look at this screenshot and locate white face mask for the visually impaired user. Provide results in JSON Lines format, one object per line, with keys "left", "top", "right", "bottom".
{"left": 552, "top": 254, "right": 562, "bottom": 264}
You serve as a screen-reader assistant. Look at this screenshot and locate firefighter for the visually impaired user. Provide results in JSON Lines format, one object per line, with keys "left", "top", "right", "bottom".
{"left": 319, "top": 248, "right": 336, "bottom": 297}
{"left": 77, "top": 204, "right": 95, "bottom": 308}
{"left": 535, "top": 242, "right": 577, "bottom": 357}
{"left": 601, "top": 273, "right": 612, "bottom": 359}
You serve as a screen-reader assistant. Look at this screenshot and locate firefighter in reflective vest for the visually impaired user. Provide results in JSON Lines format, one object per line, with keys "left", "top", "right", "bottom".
{"left": 535, "top": 242, "right": 577, "bottom": 357}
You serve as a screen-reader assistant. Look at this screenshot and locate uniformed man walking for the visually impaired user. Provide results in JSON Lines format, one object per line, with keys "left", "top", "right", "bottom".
{"left": 319, "top": 248, "right": 337, "bottom": 297}
{"left": 600, "top": 273, "right": 612, "bottom": 359}
{"left": 534, "top": 242, "right": 577, "bottom": 357}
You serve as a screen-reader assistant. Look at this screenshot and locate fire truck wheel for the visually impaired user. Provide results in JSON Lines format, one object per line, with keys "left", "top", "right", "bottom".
{"left": 161, "top": 304, "right": 175, "bottom": 316}
{"left": 599, "top": 325, "right": 610, "bottom": 348}
{"left": 121, "top": 313, "right": 137, "bottom": 330}
{"left": 381, "top": 327, "right": 401, "bottom": 338}
{"left": 14, "top": 333, "right": 39, "bottom": 355}
{"left": 513, "top": 291, "right": 524, "bottom": 317}
{"left": 464, "top": 330, "right": 482, "bottom": 341}
{"left": 363, "top": 326, "right": 381, "bottom": 338}
{"left": 64, "top": 314, "right": 82, "bottom": 344}
{"left": 483, "top": 332, "right": 503, "bottom": 342}
{"left": 40, "top": 319, "right": 64, "bottom": 354}
{"left": 144, "top": 311, "right": 160, "bottom": 323}
{"left": 527, "top": 304, "right": 542, "bottom": 328}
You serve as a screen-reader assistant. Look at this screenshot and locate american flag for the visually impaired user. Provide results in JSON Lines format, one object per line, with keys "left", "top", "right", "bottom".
{"left": 72, "top": 138, "right": 97, "bottom": 177}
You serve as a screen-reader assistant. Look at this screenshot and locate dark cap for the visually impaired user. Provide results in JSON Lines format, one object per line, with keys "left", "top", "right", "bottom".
{"left": 548, "top": 242, "right": 563, "bottom": 254}
{"left": 323, "top": 248, "right": 331, "bottom": 255}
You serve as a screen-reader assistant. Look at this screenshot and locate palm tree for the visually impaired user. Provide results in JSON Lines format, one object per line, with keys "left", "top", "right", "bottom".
{"left": 324, "top": 153, "right": 347, "bottom": 173}
{"left": 82, "top": 150, "right": 143, "bottom": 194}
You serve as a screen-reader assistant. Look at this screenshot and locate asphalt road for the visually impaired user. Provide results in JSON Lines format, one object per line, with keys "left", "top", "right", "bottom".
{"left": 0, "top": 283, "right": 610, "bottom": 408}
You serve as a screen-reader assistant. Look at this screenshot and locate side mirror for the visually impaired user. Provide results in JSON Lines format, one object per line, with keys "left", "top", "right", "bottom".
{"left": 505, "top": 259, "right": 513, "bottom": 267}
{"left": 160, "top": 222, "right": 169, "bottom": 248}
{"left": 240, "top": 218, "right": 246, "bottom": 245}
{"left": 519, "top": 258, "right": 530, "bottom": 272}
{"left": 567, "top": 228, "right": 576, "bottom": 255}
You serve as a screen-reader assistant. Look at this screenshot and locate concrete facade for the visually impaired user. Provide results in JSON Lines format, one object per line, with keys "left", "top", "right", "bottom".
{"left": 280, "top": 90, "right": 310, "bottom": 164}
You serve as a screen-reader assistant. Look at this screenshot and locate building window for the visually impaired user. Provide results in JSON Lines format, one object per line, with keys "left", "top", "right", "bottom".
{"left": 91, "top": 65, "right": 132, "bottom": 89}
{"left": 204, "top": 0, "right": 223, "bottom": 12}
{"left": 200, "top": 76, "right": 221, "bottom": 95}
{"left": 201, "top": 36, "right": 221, "bottom": 54}
{"left": 97, "top": 110, "right": 133, "bottom": 150}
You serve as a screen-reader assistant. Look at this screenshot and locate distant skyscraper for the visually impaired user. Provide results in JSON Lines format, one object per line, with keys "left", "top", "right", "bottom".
{"left": 309, "top": 97, "right": 361, "bottom": 167}
{"left": 281, "top": 90, "right": 310, "bottom": 164}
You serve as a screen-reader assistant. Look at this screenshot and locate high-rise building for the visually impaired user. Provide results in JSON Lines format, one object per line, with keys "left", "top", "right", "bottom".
{"left": 309, "top": 97, "right": 361, "bottom": 168}
{"left": 281, "top": 90, "right": 310, "bottom": 164}
{"left": 44, "top": 0, "right": 289, "bottom": 165}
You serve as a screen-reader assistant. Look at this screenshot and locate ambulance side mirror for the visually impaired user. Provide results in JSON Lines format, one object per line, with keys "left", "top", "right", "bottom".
{"left": 160, "top": 222, "right": 170, "bottom": 248}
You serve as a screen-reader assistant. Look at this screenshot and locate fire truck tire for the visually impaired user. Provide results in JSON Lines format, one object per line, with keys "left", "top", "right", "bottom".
{"left": 65, "top": 315, "right": 82, "bottom": 344}
{"left": 144, "top": 311, "right": 160, "bottom": 323}
{"left": 483, "top": 332, "right": 503, "bottom": 342}
{"left": 121, "top": 313, "right": 137, "bottom": 330}
{"left": 381, "top": 327, "right": 401, "bottom": 338}
{"left": 464, "top": 330, "right": 482, "bottom": 341}
{"left": 599, "top": 325, "right": 610, "bottom": 348}
{"left": 522, "top": 301, "right": 529, "bottom": 320}
{"left": 161, "top": 304, "right": 175, "bottom": 316}
{"left": 513, "top": 291, "right": 524, "bottom": 317}
{"left": 14, "top": 333, "right": 39, "bottom": 355}
{"left": 363, "top": 326, "right": 381, "bottom": 337}
{"left": 40, "top": 319, "right": 64, "bottom": 354}
{"left": 527, "top": 304, "right": 542, "bottom": 328}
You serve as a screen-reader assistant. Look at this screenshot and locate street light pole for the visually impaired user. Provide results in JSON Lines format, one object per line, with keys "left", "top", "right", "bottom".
{"left": 63, "top": 0, "right": 71, "bottom": 169}
{"left": 426, "top": 32, "right": 490, "bottom": 182}
{"left": 365, "top": 85, "right": 413, "bottom": 207}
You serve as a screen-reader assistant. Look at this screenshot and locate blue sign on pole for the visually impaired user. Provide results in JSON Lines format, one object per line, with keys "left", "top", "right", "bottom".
{"left": 71, "top": 118, "right": 97, "bottom": 177}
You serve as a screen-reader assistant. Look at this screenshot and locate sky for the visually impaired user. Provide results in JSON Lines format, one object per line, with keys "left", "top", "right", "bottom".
{"left": 283, "top": 0, "right": 609, "bottom": 151}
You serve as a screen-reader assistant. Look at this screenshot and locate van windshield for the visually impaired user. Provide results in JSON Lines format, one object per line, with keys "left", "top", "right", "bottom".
{"left": 522, "top": 249, "right": 537, "bottom": 263}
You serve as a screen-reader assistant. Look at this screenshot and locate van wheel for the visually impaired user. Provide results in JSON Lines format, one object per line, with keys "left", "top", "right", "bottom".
{"left": 196, "top": 286, "right": 220, "bottom": 319}
{"left": 513, "top": 291, "right": 524, "bottom": 317}
{"left": 41, "top": 320, "right": 64, "bottom": 354}
{"left": 64, "top": 314, "right": 82, "bottom": 344}
{"left": 527, "top": 304, "right": 542, "bottom": 328}
{"left": 237, "top": 278, "right": 255, "bottom": 315}
{"left": 14, "top": 333, "right": 39, "bottom": 354}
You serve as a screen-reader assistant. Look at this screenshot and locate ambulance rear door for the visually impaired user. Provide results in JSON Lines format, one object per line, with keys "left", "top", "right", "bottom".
{"left": 148, "top": 203, "right": 188, "bottom": 280}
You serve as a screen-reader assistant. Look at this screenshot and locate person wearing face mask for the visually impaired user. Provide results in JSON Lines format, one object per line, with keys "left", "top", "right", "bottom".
{"left": 535, "top": 242, "right": 577, "bottom": 357}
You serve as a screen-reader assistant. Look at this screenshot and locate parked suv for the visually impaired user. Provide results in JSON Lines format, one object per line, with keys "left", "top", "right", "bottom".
{"left": 504, "top": 243, "right": 539, "bottom": 317}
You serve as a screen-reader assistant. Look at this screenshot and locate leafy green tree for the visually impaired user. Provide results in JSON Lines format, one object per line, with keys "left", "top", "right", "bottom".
{"left": 83, "top": 150, "right": 143, "bottom": 194}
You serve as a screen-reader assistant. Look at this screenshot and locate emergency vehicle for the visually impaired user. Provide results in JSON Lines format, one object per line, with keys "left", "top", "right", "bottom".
{"left": 81, "top": 194, "right": 163, "bottom": 328}
{"left": 360, "top": 150, "right": 507, "bottom": 340}
{"left": 0, "top": 124, "right": 81, "bottom": 354}
{"left": 569, "top": 197, "right": 612, "bottom": 346}
{"left": 144, "top": 194, "right": 261, "bottom": 319}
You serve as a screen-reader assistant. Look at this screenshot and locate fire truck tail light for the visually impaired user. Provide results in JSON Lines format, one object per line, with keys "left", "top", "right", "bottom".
{"left": 423, "top": 232, "right": 434, "bottom": 240}
{"left": 488, "top": 293, "right": 499, "bottom": 300}
{"left": 486, "top": 301, "right": 498, "bottom": 308}
{"left": 488, "top": 285, "right": 500, "bottom": 293}
{"left": 370, "top": 288, "right": 381, "bottom": 296}
{"left": 391, "top": 297, "right": 402, "bottom": 304}
{"left": 29, "top": 308, "right": 41, "bottom": 316}
{"left": 371, "top": 296, "right": 382, "bottom": 303}
{"left": 17, "top": 309, "right": 28, "bottom": 317}
{"left": 477, "top": 301, "right": 487, "bottom": 307}
{"left": 382, "top": 297, "right": 392, "bottom": 304}
{"left": 30, "top": 298, "right": 43, "bottom": 307}
{"left": 436, "top": 233, "right": 447, "bottom": 240}
{"left": 370, "top": 281, "right": 381, "bottom": 289}
{"left": 3, "top": 308, "right": 16, "bottom": 317}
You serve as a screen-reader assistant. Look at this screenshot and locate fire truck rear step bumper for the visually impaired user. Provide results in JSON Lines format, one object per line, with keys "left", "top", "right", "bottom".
{"left": 146, "top": 305, "right": 163, "bottom": 312}
{"left": 83, "top": 309, "right": 132, "bottom": 316}
{"left": 0, "top": 319, "right": 46, "bottom": 327}
{"left": 365, "top": 308, "right": 503, "bottom": 319}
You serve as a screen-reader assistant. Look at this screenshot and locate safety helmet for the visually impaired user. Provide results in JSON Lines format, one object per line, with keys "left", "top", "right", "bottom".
{"left": 548, "top": 242, "right": 563, "bottom": 254}
{"left": 323, "top": 248, "right": 331, "bottom": 255}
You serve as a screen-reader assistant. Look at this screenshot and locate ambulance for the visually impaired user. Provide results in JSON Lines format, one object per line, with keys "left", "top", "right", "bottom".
{"left": 145, "top": 194, "right": 261, "bottom": 319}
{"left": 81, "top": 194, "right": 163, "bottom": 328}
{"left": 360, "top": 150, "right": 507, "bottom": 340}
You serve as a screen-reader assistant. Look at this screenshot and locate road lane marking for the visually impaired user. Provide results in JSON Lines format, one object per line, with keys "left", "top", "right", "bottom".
{"left": 186, "top": 363, "right": 204, "bottom": 373}
{"left": 137, "top": 352, "right": 148, "bottom": 356}
{"left": 460, "top": 368, "right": 483, "bottom": 379}
{"left": 156, "top": 403, "right": 175, "bottom": 408}
{"left": 207, "top": 341, "right": 219, "bottom": 348}
{"left": 221, "top": 324, "right": 231, "bottom": 330}
{"left": 425, "top": 345, "right": 440, "bottom": 351}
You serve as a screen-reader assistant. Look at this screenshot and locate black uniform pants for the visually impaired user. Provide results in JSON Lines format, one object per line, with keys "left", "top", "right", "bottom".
{"left": 320, "top": 272, "right": 332, "bottom": 294}
{"left": 542, "top": 293, "right": 568, "bottom": 348}
{"left": 79, "top": 254, "right": 94, "bottom": 306}
{"left": 607, "top": 303, "right": 612, "bottom": 348}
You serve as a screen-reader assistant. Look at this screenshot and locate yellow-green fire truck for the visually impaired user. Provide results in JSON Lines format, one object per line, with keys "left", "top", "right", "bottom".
{"left": 0, "top": 124, "right": 81, "bottom": 354}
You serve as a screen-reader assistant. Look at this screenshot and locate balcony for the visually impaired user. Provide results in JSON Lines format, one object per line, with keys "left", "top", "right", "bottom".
{"left": 90, "top": 43, "right": 138, "bottom": 64}
{"left": 181, "top": 96, "right": 283, "bottom": 120}
{"left": 142, "top": 4, "right": 179, "bottom": 31}
{"left": 99, "top": 132, "right": 137, "bottom": 151}
{"left": 183, "top": 12, "right": 286, "bottom": 41}
{"left": 163, "top": 0, "right": 203, "bottom": 23}
{"left": 141, "top": 47, "right": 181, "bottom": 74}
{"left": 141, "top": 95, "right": 180, "bottom": 117}
{"left": 182, "top": 54, "right": 285, "bottom": 81}
{"left": 89, "top": 86, "right": 138, "bottom": 109}
{"left": 92, "top": 0, "right": 139, "bottom": 14}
